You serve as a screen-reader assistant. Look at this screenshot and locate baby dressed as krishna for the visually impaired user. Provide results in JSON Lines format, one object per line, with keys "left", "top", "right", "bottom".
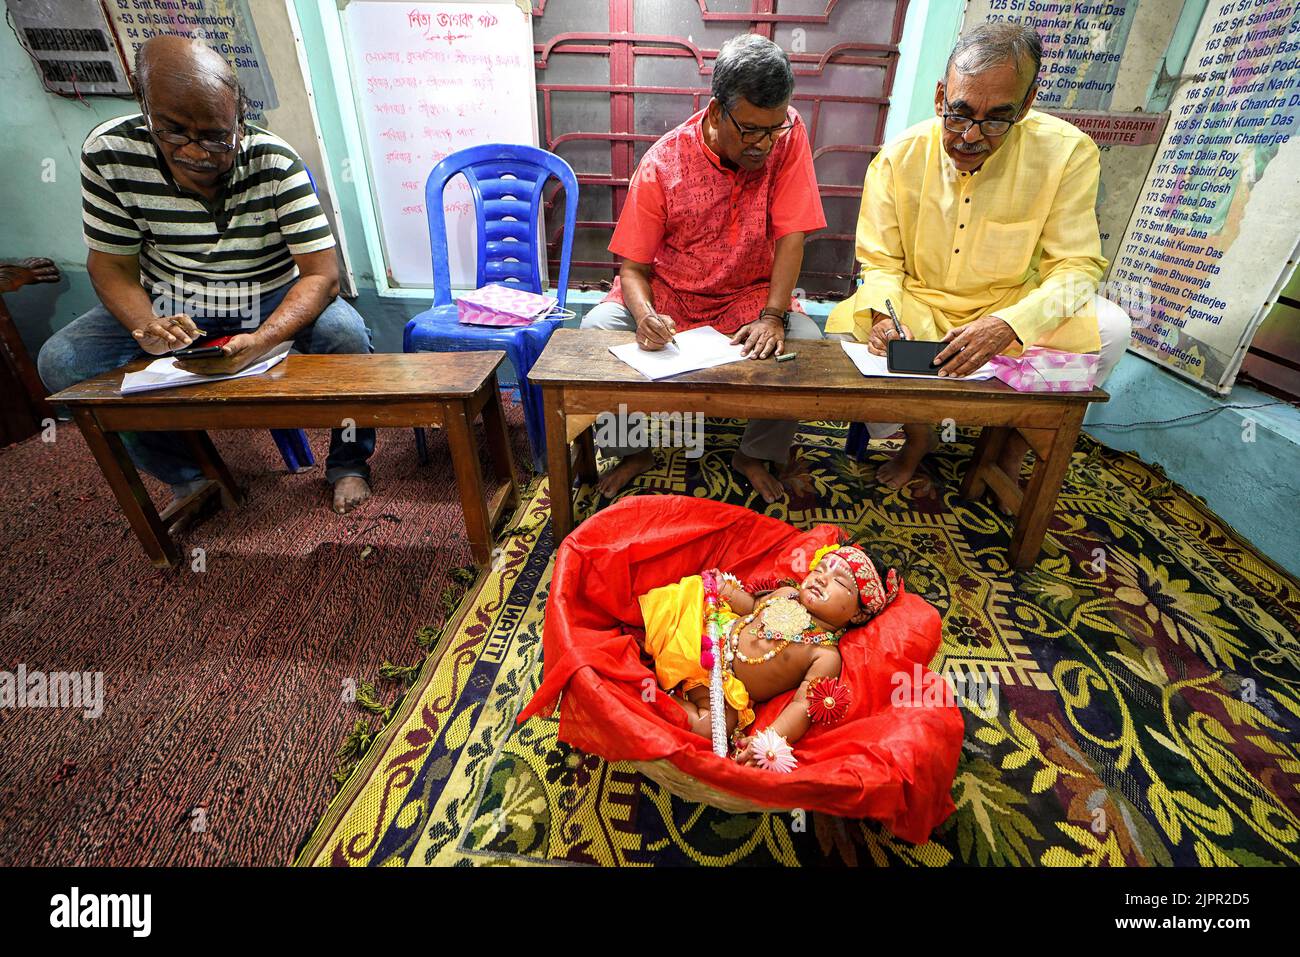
{"left": 636, "top": 543, "right": 900, "bottom": 770}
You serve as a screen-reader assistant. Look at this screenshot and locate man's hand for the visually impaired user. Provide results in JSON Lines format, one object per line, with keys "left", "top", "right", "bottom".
{"left": 866, "top": 310, "right": 912, "bottom": 356}
{"left": 730, "top": 316, "right": 784, "bottom": 359}
{"left": 132, "top": 313, "right": 203, "bottom": 355}
{"left": 933, "top": 316, "right": 1019, "bottom": 377}
{"left": 174, "top": 332, "right": 270, "bottom": 375}
{"left": 635, "top": 311, "right": 677, "bottom": 351}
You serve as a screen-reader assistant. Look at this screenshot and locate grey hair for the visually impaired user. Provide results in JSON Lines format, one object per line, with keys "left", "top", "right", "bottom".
{"left": 133, "top": 40, "right": 248, "bottom": 122}
{"left": 946, "top": 22, "right": 1042, "bottom": 86}
{"left": 711, "top": 34, "right": 794, "bottom": 111}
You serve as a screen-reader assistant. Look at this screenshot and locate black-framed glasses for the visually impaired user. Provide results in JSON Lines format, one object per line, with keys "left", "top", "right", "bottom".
{"left": 941, "top": 84, "right": 1033, "bottom": 138}
{"left": 143, "top": 105, "right": 239, "bottom": 154}
{"left": 721, "top": 103, "right": 795, "bottom": 145}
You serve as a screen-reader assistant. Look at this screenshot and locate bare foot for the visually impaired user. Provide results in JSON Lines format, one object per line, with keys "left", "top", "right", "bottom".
{"left": 732, "top": 450, "right": 786, "bottom": 504}
{"left": 877, "top": 425, "right": 939, "bottom": 489}
{"left": 996, "top": 431, "right": 1030, "bottom": 482}
{"left": 595, "top": 450, "right": 655, "bottom": 497}
{"left": 992, "top": 431, "right": 1031, "bottom": 515}
{"left": 333, "top": 475, "right": 371, "bottom": 514}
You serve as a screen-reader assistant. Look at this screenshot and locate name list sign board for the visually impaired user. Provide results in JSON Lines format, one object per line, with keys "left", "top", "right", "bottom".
{"left": 964, "top": 1, "right": 1179, "bottom": 111}
{"left": 1047, "top": 110, "right": 1167, "bottom": 266}
{"left": 343, "top": 1, "right": 538, "bottom": 288}
{"left": 1111, "top": 1, "right": 1300, "bottom": 393}
{"left": 105, "top": 0, "right": 278, "bottom": 121}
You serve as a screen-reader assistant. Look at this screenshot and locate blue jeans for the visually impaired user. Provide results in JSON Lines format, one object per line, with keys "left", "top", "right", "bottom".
{"left": 37, "top": 284, "right": 377, "bottom": 486}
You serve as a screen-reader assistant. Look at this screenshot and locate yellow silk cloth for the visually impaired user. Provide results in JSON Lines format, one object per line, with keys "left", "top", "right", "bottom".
{"left": 826, "top": 111, "right": 1106, "bottom": 355}
{"left": 638, "top": 575, "right": 755, "bottom": 730}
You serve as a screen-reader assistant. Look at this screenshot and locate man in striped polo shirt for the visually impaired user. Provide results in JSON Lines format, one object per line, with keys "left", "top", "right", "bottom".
{"left": 38, "top": 36, "right": 375, "bottom": 514}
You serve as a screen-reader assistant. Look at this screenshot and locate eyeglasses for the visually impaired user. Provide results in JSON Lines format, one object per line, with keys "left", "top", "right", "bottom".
{"left": 721, "top": 104, "right": 795, "bottom": 145}
{"left": 940, "top": 85, "right": 1033, "bottom": 138}
{"left": 144, "top": 107, "right": 239, "bottom": 154}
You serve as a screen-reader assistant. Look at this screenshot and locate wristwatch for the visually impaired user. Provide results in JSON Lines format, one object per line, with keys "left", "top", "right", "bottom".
{"left": 759, "top": 307, "right": 790, "bottom": 331}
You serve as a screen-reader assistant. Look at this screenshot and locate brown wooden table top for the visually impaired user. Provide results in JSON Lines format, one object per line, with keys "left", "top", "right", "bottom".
{"left": 48, "top": 351, "right": 507, "bottom": 406}
{"left": 529, "top": 329, "right": 1109, "bottom": 403}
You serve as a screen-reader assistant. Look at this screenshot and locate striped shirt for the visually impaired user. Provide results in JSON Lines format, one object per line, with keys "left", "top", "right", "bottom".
{"left": 81, "top": 114, "right": 335, "bottom": 315}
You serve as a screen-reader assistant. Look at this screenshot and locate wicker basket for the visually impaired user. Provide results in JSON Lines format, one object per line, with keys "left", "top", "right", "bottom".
{"left": 629, "top": 758, "right": 798, "bottom": 814}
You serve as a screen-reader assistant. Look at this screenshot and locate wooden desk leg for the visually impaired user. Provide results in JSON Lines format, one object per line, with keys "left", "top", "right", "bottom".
{"left": 959, "top": 426, "right": 1010, "bottom": 500}
{"left": 1009, "top": 407, "right": 1084, "bottom": 569}
{"left": 543, "top": 385, "right": 575, "bottom": 543}
{"left": 574, "top": 426, "right": 597, "bottom": 484}
{"left": 480, "top": 374, "right": 519, "bottom": 510}
{"left": 71, "top": 409, "right": 178, "bottom": 568}
{"left": 183, "top": 431, "right": 245, "bottom": 508}
{"left": 444, "top": 399, "right": 493, "bottom": 565}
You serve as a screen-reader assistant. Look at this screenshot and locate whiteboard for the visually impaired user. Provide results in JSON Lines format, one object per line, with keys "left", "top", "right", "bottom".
{"left": 339, "top": 0, "right": 539, "bottom": 289}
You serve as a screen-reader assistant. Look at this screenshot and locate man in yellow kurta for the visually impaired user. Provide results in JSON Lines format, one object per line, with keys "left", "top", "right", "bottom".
{"left": 827, "top": 22, "right": 1130, "bottom": 488}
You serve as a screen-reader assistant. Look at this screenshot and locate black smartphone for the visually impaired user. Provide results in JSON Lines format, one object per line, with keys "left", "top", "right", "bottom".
{"left": 172, "top": 345, "right": 226, "bottom": 360}
{"left": 887, "top": 339, "right": 946, "bottom": 375}
{"left": 174, "top": 335, "right": 232, "bottom": 360}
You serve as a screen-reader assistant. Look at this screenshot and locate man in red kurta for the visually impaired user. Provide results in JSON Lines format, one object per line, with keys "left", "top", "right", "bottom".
{"left": 582, "top": 34, "right": 827, "bottom": 503}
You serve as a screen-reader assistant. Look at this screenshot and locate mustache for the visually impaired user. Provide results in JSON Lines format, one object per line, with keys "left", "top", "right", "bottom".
{"left": 954, "top": 142, "right": 990, "bottom": 154}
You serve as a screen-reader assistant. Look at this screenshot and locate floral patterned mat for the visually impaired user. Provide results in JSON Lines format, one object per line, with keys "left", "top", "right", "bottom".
{"left": 298, "top": 422, "right": 1300, "bottom": 866}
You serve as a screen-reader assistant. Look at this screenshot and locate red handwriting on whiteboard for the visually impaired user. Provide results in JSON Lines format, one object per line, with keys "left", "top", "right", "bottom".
{"left": 444, "top": 201, "right": 472, "bottom": 217}
{"left": 402, "top": 180, "right": 420, "bottom": 191}
{"left": 385, "top": 151, "right": 414, "bottom": 165}
{"left": 375, "top": 102, "right": 408, "bottom": 115}
{"left": 380, "top": 128, "right": 409, "bottom": 142}
{"left": 437, "top": 12, "right": 474, "bottom": 28}
{"left": 402, "top": 203, "right": 425, "bottom": 215}
{"left": 406, "top": 49, "right": 449, "bottom": 64}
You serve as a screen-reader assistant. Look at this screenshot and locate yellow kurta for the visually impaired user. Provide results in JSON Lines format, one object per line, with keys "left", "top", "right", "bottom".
{"left": 826, "top": 110, "right": 1107, "bottom": 355}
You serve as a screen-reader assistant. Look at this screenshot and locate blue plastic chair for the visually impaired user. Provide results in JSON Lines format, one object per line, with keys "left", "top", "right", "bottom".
{"left": 403, "top": 144, "right": 579, "bottom": 472}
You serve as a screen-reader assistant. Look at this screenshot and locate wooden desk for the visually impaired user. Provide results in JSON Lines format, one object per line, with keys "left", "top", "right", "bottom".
{"left": 48, "top": 352, "right": 519, "bottom": 568}
{"left": 529, "top": 329, "right": 1109, "bottom": 568}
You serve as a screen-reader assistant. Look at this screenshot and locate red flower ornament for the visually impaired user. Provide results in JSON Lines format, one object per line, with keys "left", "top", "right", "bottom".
{"left": 806, "top": 677, "right": 851, "bottom": 724}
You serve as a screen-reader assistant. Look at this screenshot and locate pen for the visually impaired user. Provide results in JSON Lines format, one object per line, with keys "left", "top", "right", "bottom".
{"left": 885, "top": 298, "right": 904, "bottom": 340}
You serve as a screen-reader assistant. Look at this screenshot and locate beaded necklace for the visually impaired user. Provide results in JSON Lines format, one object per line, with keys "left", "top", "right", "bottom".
{"left": 726, "top": 594, "right": 843, "bottom": 667}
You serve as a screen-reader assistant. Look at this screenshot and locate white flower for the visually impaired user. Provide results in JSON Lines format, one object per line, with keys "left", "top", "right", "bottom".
{"left": 751, "top": 728, "right": 797, "bottom": 773}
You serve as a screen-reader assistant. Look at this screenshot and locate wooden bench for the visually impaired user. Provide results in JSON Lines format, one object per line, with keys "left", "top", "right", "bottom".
{"left": 47, "top": 352, "right": 519, "bottom": 567}
{"left": 529, "top": 329, "right": 1109, "bottom": 568}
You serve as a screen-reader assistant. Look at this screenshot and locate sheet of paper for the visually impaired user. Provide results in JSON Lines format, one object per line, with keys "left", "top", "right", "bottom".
{"left": 840, "top": 339, "right": 997, "bottom": 381}
{"left": 120, "top": 342, "right": 293, "bottom": 395}
{"left": 609, "top": 325, "right": 747, "bottom": 380}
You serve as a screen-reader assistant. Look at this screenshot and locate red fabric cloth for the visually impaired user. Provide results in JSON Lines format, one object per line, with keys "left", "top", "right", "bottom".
{"left": 604, "top": 108, "right": 827, "bottom": 335}
{"left": 518, "top": 495, "right": 963, "bottom": 843}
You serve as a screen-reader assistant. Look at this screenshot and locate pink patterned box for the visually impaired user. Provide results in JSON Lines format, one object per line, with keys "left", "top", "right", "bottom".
{"left": 457, "top": 283, "right": 560, "bottom": 327}
{"left": 989, "top": 347, "right": 1101, "bottom": 393}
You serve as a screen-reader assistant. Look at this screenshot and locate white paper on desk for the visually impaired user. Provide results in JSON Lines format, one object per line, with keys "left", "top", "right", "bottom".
{"left": 119, "top": 342, "right": 293, "bottom": 395}
{"left": 609, "top": 325, "right": 747, "bottom": 380}
{"left": 839, "top": 339, "right": 997, "bottom": 381}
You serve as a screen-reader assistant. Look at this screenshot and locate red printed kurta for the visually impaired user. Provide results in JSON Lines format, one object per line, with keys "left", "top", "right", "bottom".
{"left": 605, "top": 107, "right": 827, "bottom": 334}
